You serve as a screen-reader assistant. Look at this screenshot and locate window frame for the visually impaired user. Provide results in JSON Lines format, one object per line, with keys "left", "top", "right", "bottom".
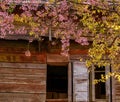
{"left": 91, "top": 65, "right": 110, "bottom": 102}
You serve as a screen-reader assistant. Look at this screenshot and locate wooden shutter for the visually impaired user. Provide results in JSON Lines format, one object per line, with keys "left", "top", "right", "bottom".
{"left": 0, "top": 62, "right": 46, "bottom": 102}
{"left": 73, "top": 62, "right": 89, "bottom": 102}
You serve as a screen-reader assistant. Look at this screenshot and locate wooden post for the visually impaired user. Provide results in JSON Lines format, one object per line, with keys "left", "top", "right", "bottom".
{"left": 68, "top": 62, "right": 72, "bottom": 102}
{"left": 91, "top": 65, "right": 95, "bottom": 102}
{"left": 106, "top": 65, "right": 111, "bottom": 102}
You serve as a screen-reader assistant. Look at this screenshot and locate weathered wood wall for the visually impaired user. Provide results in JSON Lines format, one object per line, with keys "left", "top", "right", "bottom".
{"left": 0, "top": 39, "right": 118, "bottom": 102}
{"left": 0, "top": 40, "right": 47, "bottom": 102}
{"left": 112, "top": 78, "right": 120, "bottom": 102}
{"left": 0, "top": 63, "right": 46, "bottom": 102}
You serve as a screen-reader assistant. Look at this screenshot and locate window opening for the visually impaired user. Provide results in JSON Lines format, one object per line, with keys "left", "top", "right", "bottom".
{"left": 47, "top": 65, "right": 68, "bottom": 99}
{"left": 94, "top": 66, "right": 106, "bottom": 99}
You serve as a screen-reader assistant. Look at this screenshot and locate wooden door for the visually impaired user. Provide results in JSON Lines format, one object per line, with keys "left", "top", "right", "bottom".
{"left": 73, "top": 62, "right": 89, "bottom": 102}
{"left": 0, "top": 62, "right": 46, "bottom": 102}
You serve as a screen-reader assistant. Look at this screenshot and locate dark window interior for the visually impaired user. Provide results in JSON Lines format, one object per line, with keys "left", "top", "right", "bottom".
{"left": 95, "top": 66, "right": 106, "bottom": 99}
{"left": 47, "top": 65, "right": 68, "bottom": 99}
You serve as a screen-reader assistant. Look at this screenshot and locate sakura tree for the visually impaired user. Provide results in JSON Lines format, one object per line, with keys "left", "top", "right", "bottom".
{"left": 0, "top": 0, "right": 120, "bottom": 80}
{"left": 0, "top": 0, "right": 89, "bottom": 56}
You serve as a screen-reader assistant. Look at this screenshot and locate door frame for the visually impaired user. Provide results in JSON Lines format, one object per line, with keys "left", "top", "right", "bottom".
{"left": 46, "top": 54, "right": 72, "bottom": 102}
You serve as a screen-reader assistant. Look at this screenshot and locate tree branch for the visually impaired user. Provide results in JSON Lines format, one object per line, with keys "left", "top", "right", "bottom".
{"left": 69, "top": 0, "right": 120, "bottom": 17}
{"left": 109, "top": 35, "right": 120, "bottom": 47}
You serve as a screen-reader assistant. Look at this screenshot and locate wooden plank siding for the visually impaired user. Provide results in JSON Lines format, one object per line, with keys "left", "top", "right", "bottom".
{"left": 46, "top": 99, "right": 68, "bottom": 102}
{"left": 113, "top": 78, "right": 120, "bottom": 102}
{"left": 0, "top": 93, "right": 45, "bottom": 102}
{"left": 0, "top": 63, "right": 47, "bottom": 102}
{"left": 0, "top": 39, "right": 119, "bottom": 102}
{"left": 0, "top": 53, "right": 46, "bottom": 63}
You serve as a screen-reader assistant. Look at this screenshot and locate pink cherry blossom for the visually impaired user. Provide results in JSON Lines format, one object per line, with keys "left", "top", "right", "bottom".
{"left": 25, "top": 50, "right": 31, "bottom": 57}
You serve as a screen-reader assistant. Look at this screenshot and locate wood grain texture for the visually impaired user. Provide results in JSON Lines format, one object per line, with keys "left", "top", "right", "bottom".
{"left": 47, "top": 54, "right": 68, "bottom": 63}
{"left": 0, "top": 53, "right": 46, "bottom": 63}
{"left": 0, "top": 93, "right": 46, "bottom": 102}
{"left": 0, "top": 63, "right": 46, "bottom": 68}
{"left": 73, "top": 62, "right": 89, "bottom": 102}
{"left": 46, "top": 99, "right": 68, "bottom": 102}
{"left": 0, "top": 63, "right": 47, "bottom": 102}
{"left": 0, "top": 67, "right": 46, "bottom": 74}
{"left": 114, "top": 79, "right": 120, "bottom": 102}
{"left": 0, "top": 83, "right": 46, "bottom": 93}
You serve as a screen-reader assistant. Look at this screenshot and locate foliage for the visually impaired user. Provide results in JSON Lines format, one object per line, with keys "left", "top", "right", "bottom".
{"left": 0, "top": 0, "right": 120, "bottom": 79}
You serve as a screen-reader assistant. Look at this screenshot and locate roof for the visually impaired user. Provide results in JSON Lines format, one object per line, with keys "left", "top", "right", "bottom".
{"left": 0, "top": 34, "right": 36, "bottom": 41}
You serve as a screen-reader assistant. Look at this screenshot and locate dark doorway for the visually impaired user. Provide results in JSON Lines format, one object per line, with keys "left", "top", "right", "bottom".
{"left": 47, "top": 65, "right": 68, "bottom": 99}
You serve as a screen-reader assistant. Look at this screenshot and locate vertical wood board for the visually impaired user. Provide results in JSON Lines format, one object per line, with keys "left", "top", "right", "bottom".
{"left": 73, "top": 62, "right": 89, "bottom": 102}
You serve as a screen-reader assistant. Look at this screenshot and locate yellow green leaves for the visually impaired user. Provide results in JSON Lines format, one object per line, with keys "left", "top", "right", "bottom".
{"left": 7, "top": 3, "right": 15, "bottom": 13}
{"left": 86, "top": 60, "right": 92, "bottom": 68}
{"left": 89, "top": 43, "right": 105, "bottom": 59}
{"left": 14, "top": 14, "right": 38, "bottom": 26}
{"left": 29, "top": 31, "right": 35, "bottom": 35}
{"left": 13, "top": 14, "right": 40, "bottom": 36}
{"left": 14, "top": 14, "right": 33, "bottom": 24}
{"left": 94, "top": 72, "right": 120, "bottom": 84}
{"left": 14, "top": 14, "right": 23, "bottom": 22}
{"left": 70, "top": 0, "right": 82, "bottom": 3}
{"left": 111, "top": 25, "right": 120, "bottom": 31}
{"left": 49, "top": 0, "right": 55, "bottom": 2}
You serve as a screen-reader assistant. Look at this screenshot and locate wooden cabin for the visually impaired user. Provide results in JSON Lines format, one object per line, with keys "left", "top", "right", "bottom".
{"left": 0, "top": 36, "right": 119, "bottom": 102}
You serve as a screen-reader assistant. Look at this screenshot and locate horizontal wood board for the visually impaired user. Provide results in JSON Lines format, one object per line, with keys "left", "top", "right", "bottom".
{"left": 113, "top": 79, "right": 120, "bottom": 101}
{"left": 0, "top": 63, "right": 46, "bottom": 102}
